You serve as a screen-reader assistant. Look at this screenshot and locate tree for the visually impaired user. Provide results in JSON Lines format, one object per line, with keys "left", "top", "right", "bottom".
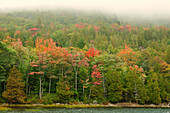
{"left": 146, "top": 71, "right": 161, "bottom": 104}
{"left": 106, "top": 69, "right": 123, "bottom": 103}
{"left": 117, "top": 44, "right": 138, "bottom": 66}
{"left": 2, "top": 66, "right": 26, "bottom": 103}
{"left": 68, "top": 47, "right": 89, "bottom": 93}
{"left": 56, "top": 77, "right": 74, "bottom": 103}
{"left": 0, "top": 41, "right": 17, "bottom": 94}
{"left": 29, "top": 51, "right": 46, "bottom": 99}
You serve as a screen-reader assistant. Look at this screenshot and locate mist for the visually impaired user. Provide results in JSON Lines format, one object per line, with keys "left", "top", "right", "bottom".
{"left": 0, "top": 0, "right": 170, "bottom": 27}
{"left": 1, "top": 0, "right": 170, "bottom": 14}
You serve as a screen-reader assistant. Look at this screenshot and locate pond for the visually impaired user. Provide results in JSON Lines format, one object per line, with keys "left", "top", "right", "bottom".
{"left": 3, "top": 108, "right": 170, "bottom": 113}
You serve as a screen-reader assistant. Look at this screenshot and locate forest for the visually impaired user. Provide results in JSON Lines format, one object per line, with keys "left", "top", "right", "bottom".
{"left": 0, "top": 10, "right": 169, "bottom": 105}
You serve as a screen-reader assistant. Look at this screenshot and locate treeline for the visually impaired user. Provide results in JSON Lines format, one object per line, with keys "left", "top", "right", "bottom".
{"left": 0, "top": 10, "right": 169, "bottom": 105}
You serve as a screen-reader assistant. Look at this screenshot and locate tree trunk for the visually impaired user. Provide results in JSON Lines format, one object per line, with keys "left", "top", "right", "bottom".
{"left": 134, "top": 80, "right": 138, "bottom": 104}
{"left": 49, "top": 65, "right": 52, "bottom": 94}
{"left": 26, "top": 74, "right": 29, "bottom": 96}
{"left": 49, "top": 78, "right": 51, "bottom": 94}
{"left": 3, "top": 82, "right": 5, "bottom": 91}
{"left": 75, "top": 70, "right": 77, "bottom": 92}
{"left": 83, "top": 85, "right": 84, "bottom": 96}
{"left": 88, "top": 85, "right": 93, "bottom": 100}
{"left": 39, "top": 76, "right": 42, "bottom": 99}
{"left": 29, "top": 85, "right": 31, "bottom": 96}
{"left": 102, "top": 73, "right": 106, "bottom": 97}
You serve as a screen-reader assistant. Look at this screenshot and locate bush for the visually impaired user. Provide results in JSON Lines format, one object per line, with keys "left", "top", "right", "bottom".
{"left": 0, "top": 107, "right": 12, "bottom": 111}
{"left": 26, "top": 95, "right": 39, "bottom": 104}
{"left": 42, "top": 93, "right": 59, "bottom": 104}
{"left": 0, "top": 96, "right": 6, "bottom": 103}
{"left": 83, "top": 94, "right": 89, "bottom": 104}
{"left": 90, "top": 85, "right": 105, "bottom": 103}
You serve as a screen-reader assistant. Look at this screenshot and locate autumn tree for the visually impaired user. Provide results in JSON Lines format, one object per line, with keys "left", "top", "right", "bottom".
{"left": 2, "top": 66, "right": 26, "bottom": 103}
{"left": 68, "top": 47, "right": 89, "bottom": 93}
{"left": 117, "top": 44, "right": 139, "bottom": 66}
{"left": 29, "top": 51, "right": 46, "bottom": 99}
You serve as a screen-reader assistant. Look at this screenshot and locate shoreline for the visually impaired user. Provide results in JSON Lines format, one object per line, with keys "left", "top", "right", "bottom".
{"left": 1, "top": 104, "right": 170, "bottom": 109}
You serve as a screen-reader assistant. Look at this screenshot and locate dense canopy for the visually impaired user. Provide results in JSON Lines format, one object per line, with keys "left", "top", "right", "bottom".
{"left": 0, "top": 10, "right": 169, "bottom": 105}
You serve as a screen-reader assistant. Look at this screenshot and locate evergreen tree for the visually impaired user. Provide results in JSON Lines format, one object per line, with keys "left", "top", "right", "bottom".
{"left": 146, "top": 71, "right": 161, "bottom": 104}
{"left": 2, "top": 66, "right": 26, "bottom": 103}
{"left": 106, "top": 69, "right": 123, "bottom": 103}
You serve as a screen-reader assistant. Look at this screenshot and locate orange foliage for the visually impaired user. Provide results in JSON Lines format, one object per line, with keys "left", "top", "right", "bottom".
{"left": 86, "top": 48, "right": 100, "bottom": 58}
{"left": 117, "top": 44, "right": 138, "bottom": 66}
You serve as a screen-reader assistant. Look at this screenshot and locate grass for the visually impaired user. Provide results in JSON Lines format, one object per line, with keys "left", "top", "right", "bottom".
{"left": 0, "top": 106, "right": 12, "bottom": 111}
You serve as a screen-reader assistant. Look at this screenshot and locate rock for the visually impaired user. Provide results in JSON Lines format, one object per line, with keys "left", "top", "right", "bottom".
{"left": 108, "top": 103, "right": 112, "bottom": 106}
{"left": 90, "top": 103, "right": 93, "bottom": 105}
{"left": 1, "top": 103, "right": 9, "bottom": 106}
{"left": 93, "top": 100, "right": 97, "bottom": 104}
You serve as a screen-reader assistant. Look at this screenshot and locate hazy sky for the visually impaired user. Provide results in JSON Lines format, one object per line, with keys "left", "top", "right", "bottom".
{"left": 0, "top": 0, "right": 170, "bottom": 14}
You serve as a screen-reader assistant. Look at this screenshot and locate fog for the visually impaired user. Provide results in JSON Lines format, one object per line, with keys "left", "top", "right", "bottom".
{"left": 1, "top": 0, "right": 170, "bottom": 14}
{"left": 0, "top": 0, "right": 170, "bottom": 26}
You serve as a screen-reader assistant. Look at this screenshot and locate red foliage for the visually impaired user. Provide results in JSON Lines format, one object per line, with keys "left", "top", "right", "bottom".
{"left": 93, "top": 25, "right": 100, "bottom": 32}
{"left": 135, "top": 65, "right": 139, "bottom": 71}
{"left": 111, "top": 24, "right": 133, "bottom": 32}
{"left": 75, "top": 23, "right": 84, "bottom": 29}
{"left": 31, "top": 65, "right": 38, "bottom": 67}
{"left": 61, "top": 27, "right": 68, "bottom": 32}
{"left": 129, "top": 65, "right": 143, "bottom": 73}
{"left": 117, "top": 44, "right": 137, "bottom": 65}
{"left": 91, "top": 65, "right": 102, "bottom": 85}
{"left": 15, "top": 30, "right": 21, "bottom": 35}
{"left": 160, "top": 26, "right": 168, "bottom": 30}
{"left": 41, "top": 65, "right": 47, "bottom": 68}
{"left": 129, "top": 66, "right": 133, "bottom": 70}
{"left": 29, "top": 72, "right": 35, "bottom": 75}
{"left": 34, "top": 72, "right": 44, "bottom": 75}
{"left": 86, "top": 48, "right": 100, "bottom": 58}
{"left": 50, "top": 23, "right": 53, "bottom": 27}
{"left": 132, "top": 27, "right": 138, "bottom": 30}
{"left": 29, "top": 28, "right": 40, "bottom": 31}
{"left": 31, "top": 32, "right": 37, "bottom": 37}
{"left": 78, "top": 58, "right": 89, "bottom": 67}
{"left": 143, "top": 28, "right": 150, "bottom": 30}
{"left": 2, "top": 27, "right": 7, "bottom": 31}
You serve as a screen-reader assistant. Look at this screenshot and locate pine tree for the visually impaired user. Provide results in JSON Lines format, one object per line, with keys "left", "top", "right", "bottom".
{"left": 106, "top": 69, "right": 123, "bottom": 103}
{"left": 2, "top": 66, "right": 26, "bottom": 103}
{"left": 146, "top": 71, "right": 161, "bottom": 104}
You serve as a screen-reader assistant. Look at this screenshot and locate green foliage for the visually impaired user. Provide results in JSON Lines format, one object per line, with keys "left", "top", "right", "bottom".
{"left": 106, "top": 69, "right": 123, "bottom": 103}
{"left": 0, "top": 42, "right": 17, "bottom": 87}
{"left": 165, "top": 45, "right": 170, "bottom": 64}
{"left": 90, "top": 85, "right": 105, "bottom": 103}
{"left": 27, "top": 95, "right": 39, "bottom": 104}
{"left": 146, "top": 71, "right": 161, "bottom": 104}
{"left": 42, "top": 93, "right": 59, "bottom": 104}
{"left": 2, "top": 66, "right": 26, "bottom": 103}
{"left": 0, "top": 10, "right": 169, "bottom": 105}
{"left": 76, "top": 38, "right": 86, "bottom": 49}
{"left": 56, "top": 78, "right": 74, "bottom": 103}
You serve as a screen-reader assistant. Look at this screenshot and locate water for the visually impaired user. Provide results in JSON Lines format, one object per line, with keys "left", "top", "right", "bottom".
{"left": 2, "top": 108, "right": 170, "bottom": 113}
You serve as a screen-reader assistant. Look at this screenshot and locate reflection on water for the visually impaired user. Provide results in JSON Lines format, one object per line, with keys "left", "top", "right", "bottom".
{"left": 3, "top": 108, "right": 170, "bottom": 113}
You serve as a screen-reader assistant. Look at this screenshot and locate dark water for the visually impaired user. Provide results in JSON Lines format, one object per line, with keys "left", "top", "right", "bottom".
{"left": 3, "top": 108, "right": 170, "bottom": 113}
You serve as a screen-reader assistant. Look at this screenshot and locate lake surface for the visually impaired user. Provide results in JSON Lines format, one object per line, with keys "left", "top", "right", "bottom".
{"left": 3, "top": 108, "right": 170, "bottom": 113}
